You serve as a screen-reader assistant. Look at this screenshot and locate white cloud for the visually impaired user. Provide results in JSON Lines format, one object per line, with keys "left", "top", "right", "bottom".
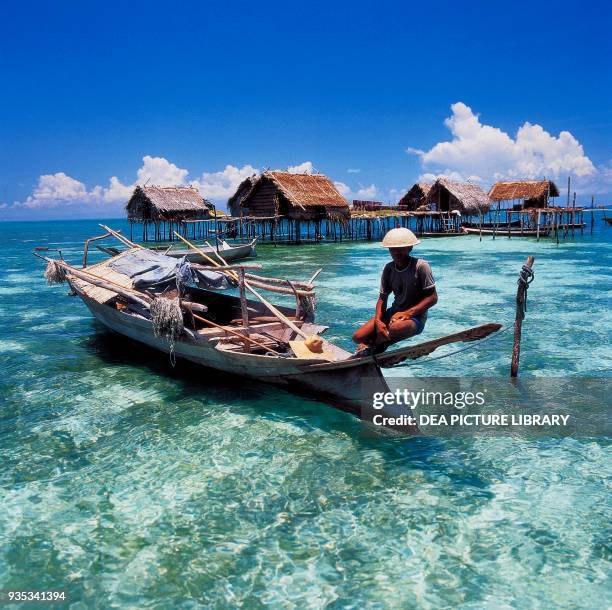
{"left": 408, "top": 102, "right": 596, "bottom": 185}
{"left": 418, "top": 170, "right": 480, "bottom": 183}
{"left": 194, "top": 164, "right": 258, "bottom": 200}
{"left": 136, "top": 155, "right": 189, "bottom": 185}
{"left": 10, "top": 157, "right": 260, "bottom": 211}
{"left": 355, "top": 184, "right": 378, "bottom": 198}
{"left": 347, "top": 168, "right": 361, "bottom": 174}
{"left": 333, "top": 181, "right": 351, "bottom": 197}
{"left": 103, "top": 175, "right": 134, "bottom": 203}
{"left": 14, "top": 157, "right": 192, "bottom": 210}
{"left": 334, "top": 181, "right": 380, "bottom": 201}
{"left": 6, "top": 157, "right": 405, "bottom": 213}
{"left": 18, "top": 172, "right": 93, "bottom": 209}
{"left": 286, "top": 161, "right": 316, "bottom": 174}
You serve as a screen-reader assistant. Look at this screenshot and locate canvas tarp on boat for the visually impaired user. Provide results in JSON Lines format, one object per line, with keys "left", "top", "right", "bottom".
{"left": 109, "top": 249, "right": 230, "bottom": 291}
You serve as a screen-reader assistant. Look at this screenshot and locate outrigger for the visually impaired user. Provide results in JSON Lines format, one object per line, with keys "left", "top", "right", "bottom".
{"left": 34, "top": 226, "right": 501, "bottom": 422}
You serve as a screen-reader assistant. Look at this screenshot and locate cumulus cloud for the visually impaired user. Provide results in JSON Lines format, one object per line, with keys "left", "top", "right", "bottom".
{"left": 136, "top": 155, "right": 189, "bottom": 185}
{"left": 19, "top": 172, "right": 91, "bottom": 208}
{"left": 14, "top": 156, "right": 191, "bottom": 209}
{"left": 193, "top": 164, "right": 258, "bottom": 200}
{"left": 408, "top": 102, "right": 596, "bottom": 185}
{"left": 6, "top": 156, "right": 392, "bottom": 213}
{"left": 334, "top": 181, "right": 379, "bottom": 201}
{"left": 287, "top": 161, "right": 316, "bottom": 174}
{"left": 333, "top": 181, "right": 351, "bottom": 198}
{"left": 355, "top": 184, "right": 378, "bottom": 198}
{"left": 9, "top": 156, "right": 261, "bottom": 211}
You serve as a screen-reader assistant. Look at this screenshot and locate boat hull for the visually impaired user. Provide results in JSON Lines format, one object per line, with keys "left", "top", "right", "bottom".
{"left": 80, "top": 293, "right": 390, "bottom": 416}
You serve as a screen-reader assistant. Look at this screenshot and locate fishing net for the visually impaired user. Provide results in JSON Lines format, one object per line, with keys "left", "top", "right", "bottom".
{"left": 299, "top": 293, "right": 317, "bottom": 322}
{"left": 44, "top": 260, "right": 66, "bottom": 285}
{"left": 151, "top": 296, "right": 184, "bottom": 365}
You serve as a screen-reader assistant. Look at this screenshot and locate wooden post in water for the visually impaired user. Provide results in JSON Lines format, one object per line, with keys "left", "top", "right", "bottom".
{"left": 511, "top": 256, "right": 535, "bottom": 377}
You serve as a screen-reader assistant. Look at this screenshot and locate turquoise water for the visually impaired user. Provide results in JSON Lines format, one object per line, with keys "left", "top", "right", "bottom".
{"left": 0, "top": 219, "right": 610, "bottom": 608}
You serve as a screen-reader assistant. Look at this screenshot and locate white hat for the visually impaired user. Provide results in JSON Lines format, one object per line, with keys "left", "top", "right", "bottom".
{"left": 381, "top": 228, "right": 420, "bottom": 247}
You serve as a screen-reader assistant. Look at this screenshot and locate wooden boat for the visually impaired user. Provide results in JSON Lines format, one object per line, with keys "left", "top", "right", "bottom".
{"left": 36, "top": 228, "right": 501, "bottom": 425}
{"left": 98, "top": 239, "right": 258, "bottom": 263}
{"left": 416, "top": 230, "right": 467, "bottom": 238}
{"left": 160, "top": 238, "right": 257, "bottom": 263}
{"left": 463, "top": 220, "right": 521, "bottom": 229}
{"left": 463, "top": 226, "right": 550, "bottom": 237}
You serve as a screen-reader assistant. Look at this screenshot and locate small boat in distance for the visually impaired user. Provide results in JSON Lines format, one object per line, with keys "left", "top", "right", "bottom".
{"left": 98, "top": 238, "right": 257, "bottom": 263}
{"left": 463, "top": 226, "right": 550, "bottom": 237}
{"left": 159, "top": 238, "right": 257, "bottom": 263}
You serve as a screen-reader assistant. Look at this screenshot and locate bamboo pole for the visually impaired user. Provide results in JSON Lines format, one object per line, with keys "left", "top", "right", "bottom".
{"left": 174, "top": 231, "right": 310, "bottom": 340}
{"left": 99, "top": 224, "right": 142, "bottom": 249}
{"left": 38, "top": 256, "right": 152, "bottom": 309}
{"left": 238, "top": 268, "right": 250, "bottom": 353}
{"left": 47, "top": 253, "right": 281, "bottom": 354}
{"left": 511, "top": 256, "right": 535, "bottom": 377}
{"left": 82, "top": 231, "right": 113, "bottom": 267}
{"left": 191, "top": 312, "right": 280, "bottom": 355}
{"left": 204, "top": 240, "right": 230, "bottom": 267}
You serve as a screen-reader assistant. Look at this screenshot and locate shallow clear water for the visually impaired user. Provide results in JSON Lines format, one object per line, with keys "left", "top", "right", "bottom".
{"left": 0, "top": 219, "right": 610, "bottom": 608}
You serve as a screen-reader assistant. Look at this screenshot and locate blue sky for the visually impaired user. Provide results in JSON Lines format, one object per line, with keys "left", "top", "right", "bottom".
{"left": 1, "top": 0, "right": 610, "bottom": 219}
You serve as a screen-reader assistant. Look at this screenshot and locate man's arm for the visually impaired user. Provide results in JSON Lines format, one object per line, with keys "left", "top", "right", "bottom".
{"left": 397, "top": 287, "right": 438, "bottom": 319}
{"left": 375, "top": 294, "right": 390, "bottom": 339}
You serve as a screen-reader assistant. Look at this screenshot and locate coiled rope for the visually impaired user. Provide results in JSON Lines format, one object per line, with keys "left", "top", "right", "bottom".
{"left": 517, "top": 263, "right": 535, "bottom": 318}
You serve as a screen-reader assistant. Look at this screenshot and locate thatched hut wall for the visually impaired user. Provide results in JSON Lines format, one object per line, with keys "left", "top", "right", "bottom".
{"left": 426, "top": 178, "right": 491, "bottom": 215}
{"left": 399, "top": 183, "right": 432, "bottom": 210}
{"left": 228, "top": 171, "right": 350, "bottom": 221}
{"left": 126, "top": 186, "right": 212, "bottom": 222}
{"left": 228, "top": 176, "right": 257, "bottom": 217}
{"left": 488, "top": 180, "right": 560, "bottom": 208}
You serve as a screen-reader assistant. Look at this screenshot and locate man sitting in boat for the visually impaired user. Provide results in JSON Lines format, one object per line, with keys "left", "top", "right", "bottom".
{"left": 352, "top": 228, "right": 437, "bottom": 357}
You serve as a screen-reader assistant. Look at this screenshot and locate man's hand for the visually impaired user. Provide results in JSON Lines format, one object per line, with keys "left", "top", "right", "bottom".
{"left": 375, "top": 319, "right": 390, "bottom": 339}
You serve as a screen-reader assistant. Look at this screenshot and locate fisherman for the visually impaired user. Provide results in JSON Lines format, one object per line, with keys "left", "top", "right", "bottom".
{"left": 352, "top": 227, "right": 437, "bottom": 357}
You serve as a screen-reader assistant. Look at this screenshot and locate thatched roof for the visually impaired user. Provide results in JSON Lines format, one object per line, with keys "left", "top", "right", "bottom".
{"left": 399, "top": 182, "right": 432, "bottom": 208}
{"left": 126, "top": 186, "right": 212, "bottom": 222}
{"left": 489, "top": 180, "right": 560, "bottom": 202}
{"left": 427, "top": 178, "right": 491, "bottom": 214}
{"left": 264, "top": 171, "right": 348, "bottom": 210}
{"left": 228, "top": 171, "right": 350, "bottom": 219}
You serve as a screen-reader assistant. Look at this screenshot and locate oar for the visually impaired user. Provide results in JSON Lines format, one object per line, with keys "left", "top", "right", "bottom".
{"left": 190, "top": 312, "right": 280, "bottom": 355}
